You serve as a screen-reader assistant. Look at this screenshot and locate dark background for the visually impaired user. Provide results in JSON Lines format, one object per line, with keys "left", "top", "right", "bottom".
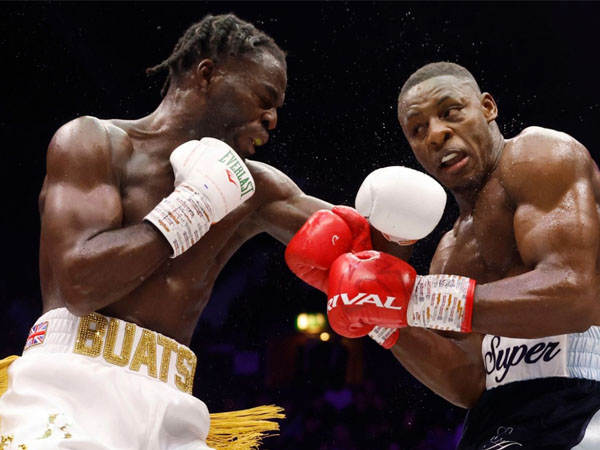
{"left": 1, "top": 2, "right": 599, "bottom": 449}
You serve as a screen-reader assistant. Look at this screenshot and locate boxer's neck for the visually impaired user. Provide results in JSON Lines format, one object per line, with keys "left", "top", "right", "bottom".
{"left": 128, "top": 82, "right": 213, "bottom": 155}
{"left": 453, "top": 125, "right": 505, "bottom": 213}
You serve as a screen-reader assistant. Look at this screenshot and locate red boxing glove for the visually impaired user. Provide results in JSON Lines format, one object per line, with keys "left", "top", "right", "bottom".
{"left": 285, "top": 206, "right": 372, "bottom": 292}
{"left": 327, "top": 251, "right": 476, "bottom": 343}
{"left": 326, "top": 251, "right": 416, "bottom": 347}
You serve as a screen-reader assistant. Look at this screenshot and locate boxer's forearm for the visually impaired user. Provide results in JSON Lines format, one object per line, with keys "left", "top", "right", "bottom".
{"left": 58, "top": 222, "right": 171, "bottom": 315}
{"left": 258, "top": 193, "right": 333, "bottom": 244}
{"left": 472, "top": 267, "right": 598, "bottom": 338}
{"left": 390, "top": 328, "right": 485, "bottom": 409}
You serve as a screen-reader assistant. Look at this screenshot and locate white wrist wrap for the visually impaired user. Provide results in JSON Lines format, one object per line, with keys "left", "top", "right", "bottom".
{"left": 368, "top": 326, "right": 397, "bottom": 346}
{"left": 145, "top": 182, "right": 214, "bottom": 258}
{"left": 407, "top": 274, "right": 475, "bottom": 333}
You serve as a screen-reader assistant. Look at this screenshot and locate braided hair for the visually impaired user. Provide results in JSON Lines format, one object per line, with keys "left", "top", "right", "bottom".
{"left": 147, "top": 14, "right": 286, "bottom": 96}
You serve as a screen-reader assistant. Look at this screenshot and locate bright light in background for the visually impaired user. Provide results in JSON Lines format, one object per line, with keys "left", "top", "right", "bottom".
{"left": 296, "top": 313, "right": 326, "bottom": 333}
{"left": 319, "top": 332, "right": 330, "bottom": 342}
{"left": 297, "top": 313, "right": 309, "bottom": 330}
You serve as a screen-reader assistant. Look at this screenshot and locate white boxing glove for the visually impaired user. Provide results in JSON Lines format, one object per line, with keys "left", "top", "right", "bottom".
{"left": 145, "top": 138, "right": 255, "bottom": 257}
{"left": 355, "top": 166, "right": 446, "bottom": 245}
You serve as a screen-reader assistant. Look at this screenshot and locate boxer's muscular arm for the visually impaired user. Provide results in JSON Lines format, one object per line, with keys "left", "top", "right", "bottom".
{"left": 391, "top": 329, "right": 485, "bottom": 408}
{"left": 41, "top": 117, "right": 171, "bottom": 315}
{"left": 389, "top": 231, "right": 485, "bottom": 408}
{"left": 250, "top": 163, "right": 332, "bottom": 243}
{"left": 251, "top": 162, "right": 411, "bottom": 258}
{"left": 473, "top": 129, "right": 600, "bottom": 337}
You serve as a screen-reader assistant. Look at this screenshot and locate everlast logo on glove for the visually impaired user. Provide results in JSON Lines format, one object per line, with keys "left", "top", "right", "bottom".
{"left": 218, "top": 149, "right": 255, "bottom": 198}
{"left": 327, "top": 293, "right": 404, "bottom": 311}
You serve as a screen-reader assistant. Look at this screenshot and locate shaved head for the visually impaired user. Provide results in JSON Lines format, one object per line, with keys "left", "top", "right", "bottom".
{"left": 399, "top": 62, "right": 481, "bottom": 102}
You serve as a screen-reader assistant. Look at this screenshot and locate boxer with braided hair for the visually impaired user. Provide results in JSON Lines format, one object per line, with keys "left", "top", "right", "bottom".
{"left": 146, "top": 14, "right": 286, "bottom": 96}
{"left": 0, "top": 12, "right": 410, "bottom": 450}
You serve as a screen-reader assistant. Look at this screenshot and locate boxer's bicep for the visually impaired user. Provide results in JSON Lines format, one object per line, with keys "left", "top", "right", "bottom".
{"left": 481, "top": 134, "right": 600, "bottom": 333}
{"left": 511, "top": 142, "right": 599, "bottom": 277}
{"left": 42, "top": 184, "right": 123, "bottom": 258}
{"left": 41, "top": 118, "right": 123, "bottom": 276}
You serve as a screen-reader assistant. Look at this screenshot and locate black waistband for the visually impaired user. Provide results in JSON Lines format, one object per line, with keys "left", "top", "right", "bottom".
{"left": 458, "top": 377, "right": 600, "bottom": 449}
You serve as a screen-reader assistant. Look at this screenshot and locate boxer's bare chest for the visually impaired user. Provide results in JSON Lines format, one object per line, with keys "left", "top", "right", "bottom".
{"left": 431, "top": 177, "right": 524, "bottom": 283}
{"left": 101, "top": 135, "right": 266, "bottom": 341}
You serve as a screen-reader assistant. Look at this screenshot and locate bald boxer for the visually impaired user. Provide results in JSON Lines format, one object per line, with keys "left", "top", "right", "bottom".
{"left": 287, "top": 62, "right": 600, "bottom": 449}
{"left": 0, "top": 14, "right": 408, "bottom": 449}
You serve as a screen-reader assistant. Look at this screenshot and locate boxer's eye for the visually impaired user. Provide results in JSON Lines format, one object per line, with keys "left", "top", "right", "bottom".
{"left": 443, "top": 106, "right": 462, "bottom": 119}
{"left": 255, "top": 92, "right": 272, "bottom": 109}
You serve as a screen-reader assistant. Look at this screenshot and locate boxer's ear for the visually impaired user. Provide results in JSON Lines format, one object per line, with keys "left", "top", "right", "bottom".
{"left": 481, "top": 92, "right": 498, "bottom": 122}
{"left": 195, "top": 59, "right": 215, "bottom": 90}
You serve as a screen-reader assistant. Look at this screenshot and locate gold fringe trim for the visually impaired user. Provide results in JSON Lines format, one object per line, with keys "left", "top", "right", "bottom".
{"left": 207, "top": 405, "right": 285, "bottom": 450}
{"left": 0, "top": 356, "right": 18, "bottom": 397}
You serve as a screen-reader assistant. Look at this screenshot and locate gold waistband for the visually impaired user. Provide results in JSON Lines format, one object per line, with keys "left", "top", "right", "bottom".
{"left": 23, "top": 308, "right": 196, "bottom": 394}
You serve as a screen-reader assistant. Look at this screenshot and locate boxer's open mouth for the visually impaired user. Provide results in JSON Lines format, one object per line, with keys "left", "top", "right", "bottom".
{"left": 439, "top": 149, "right": 468, "bottom": 172}
{"left": 441, "top": 152, "right": 460, "bottom": 167}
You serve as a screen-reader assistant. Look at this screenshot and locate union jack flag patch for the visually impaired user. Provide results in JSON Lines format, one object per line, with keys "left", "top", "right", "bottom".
{"left": 24, "top": 321, "right": 49, "bottom": 350}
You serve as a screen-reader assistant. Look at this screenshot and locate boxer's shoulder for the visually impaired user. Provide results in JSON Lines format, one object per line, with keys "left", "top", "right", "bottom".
{"left": 502, "top": 126, "right": 587, "bottom": 166}
{"left": 47, "top": 116, "right": 130, "bottom": 184}
{"left": 498, "top": 126, "right": 590, "bottom": 198}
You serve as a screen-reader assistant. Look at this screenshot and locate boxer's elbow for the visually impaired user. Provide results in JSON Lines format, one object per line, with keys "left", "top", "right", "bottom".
{"left": 445, "top": 370, "right": 485, "bottom": 409}
{"left": 62, "top": 293, "right": 97, "bottom": 317}
{"left": 565, "top": 272, "right": 600, "bottom": 332}
{"left": 452, "top": 385, "right": 484, "bottom": 409}
{"left": 59, "top": 254, "right": 106, "bottom": 316}
{"left": 59, "top": 281, "right": 100, "bottom": 317}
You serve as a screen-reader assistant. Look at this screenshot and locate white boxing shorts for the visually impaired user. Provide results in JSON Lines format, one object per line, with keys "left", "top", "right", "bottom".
{"left": 0, "top": 308, "right": 214, "bottom": 450}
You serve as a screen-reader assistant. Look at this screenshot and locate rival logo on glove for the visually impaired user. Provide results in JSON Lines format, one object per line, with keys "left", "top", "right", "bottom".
{"left": 327, "top": 292, "right": 405, "bottom": 311}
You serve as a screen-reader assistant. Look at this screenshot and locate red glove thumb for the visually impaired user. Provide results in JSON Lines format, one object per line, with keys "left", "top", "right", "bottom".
{"left": 331, "top": 205, "right": 372, "bottom": 253}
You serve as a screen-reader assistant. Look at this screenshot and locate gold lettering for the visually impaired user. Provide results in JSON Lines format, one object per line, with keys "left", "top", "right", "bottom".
{"left": 157, "top": 334, "right": 178, "bottom": 383}
{"left": 74, "top": 313, "right": 108, "bottom": 357}
{"left": 103, "top": 319, "right": 135, "bottom": 366}
{"left": 129, "top": 329, "right": 157, "bottom": 378}
{"left": 175, "top": 347, "right": 197, "bottom": 394}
